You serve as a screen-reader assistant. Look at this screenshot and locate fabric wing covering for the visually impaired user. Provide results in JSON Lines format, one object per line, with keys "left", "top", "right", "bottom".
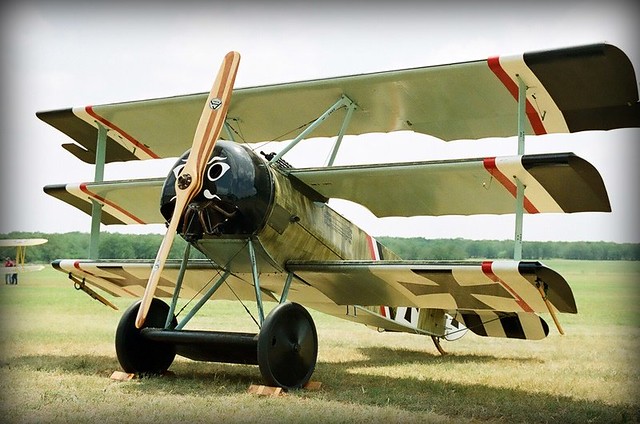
{"left": 36, "top": 43, "right": 639, "bottom": 164}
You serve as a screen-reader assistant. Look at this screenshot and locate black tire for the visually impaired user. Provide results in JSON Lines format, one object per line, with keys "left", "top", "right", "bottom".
{"left": 257, "top": 302, "right": 318, "bottom": 389}
{"left": 115, "top": 298, "right": 177, "bottom": 374}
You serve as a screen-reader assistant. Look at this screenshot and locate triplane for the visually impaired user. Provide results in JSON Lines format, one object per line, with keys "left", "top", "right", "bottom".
{"left": 39, "top": 44, "right": 639, "bottom": 389}
{"left": 0, "top": 238, "right": 48, "bottom": 276}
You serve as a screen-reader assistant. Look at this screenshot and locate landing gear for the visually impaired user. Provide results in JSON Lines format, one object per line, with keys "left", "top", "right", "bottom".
{"left": 431, "top": 336, "right": 447, "bottom": 356}
{"left": 258, "top": 302, "right": 318, "bottom": 389}
{"left": 115, "top": 298, "right": 318, "bottom": 389}
{"left": 115, "top": 298, "right": 177, "bottom": 374}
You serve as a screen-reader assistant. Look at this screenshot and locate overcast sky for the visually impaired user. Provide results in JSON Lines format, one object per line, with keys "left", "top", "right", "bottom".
{"left": 1, "top": 1, "right": 638, "bottom": 243}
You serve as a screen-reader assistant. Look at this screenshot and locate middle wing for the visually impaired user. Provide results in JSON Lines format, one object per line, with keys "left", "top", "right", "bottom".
{"left": 44, "top": 178, "right": 165, "bottom": 225}
{"left": 43, "top": 152, "right": 609, "bottom": 225}
{"left": 288, "top": 152, "right": 610, "bottom": 217}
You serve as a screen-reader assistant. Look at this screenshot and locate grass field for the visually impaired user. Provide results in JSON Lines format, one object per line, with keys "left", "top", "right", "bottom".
{"left": 0, "top": 260, "right": 638, "bottom": 423}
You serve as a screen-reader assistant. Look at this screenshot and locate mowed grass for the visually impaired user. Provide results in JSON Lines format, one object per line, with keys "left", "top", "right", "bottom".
{"left": 0, "top": 260, "right": 638, "bottom": 423}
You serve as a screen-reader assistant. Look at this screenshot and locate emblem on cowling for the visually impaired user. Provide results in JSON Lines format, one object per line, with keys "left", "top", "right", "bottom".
{"left": 177, "top": 173, "right": 192, "bottom": 190}
{"left": 209, "top": 98, "right": 223, "bottom": 110}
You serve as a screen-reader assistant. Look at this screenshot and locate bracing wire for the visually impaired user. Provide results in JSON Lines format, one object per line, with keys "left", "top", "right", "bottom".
{"left": 229, "top": 116, "right": 318, "bottom": 157}
{"left": 173, "top": 237, "right": 263, "bottom": 330}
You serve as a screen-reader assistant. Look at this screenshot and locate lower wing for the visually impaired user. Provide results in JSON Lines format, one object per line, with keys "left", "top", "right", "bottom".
{"left": 53, "top": 259, "right": 572, "bottom": 341}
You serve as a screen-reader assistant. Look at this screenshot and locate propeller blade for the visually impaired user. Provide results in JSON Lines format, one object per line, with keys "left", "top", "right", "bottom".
{"left": 135, "top": 51, "right": 241, "bottom": 329}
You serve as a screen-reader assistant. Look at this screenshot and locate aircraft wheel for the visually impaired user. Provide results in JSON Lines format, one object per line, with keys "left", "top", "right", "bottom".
{"left": 257, "top": 302, "right": 318, "bottom": 389}
{"left": 115, "top": 298, "right": 177, "bottom": 374}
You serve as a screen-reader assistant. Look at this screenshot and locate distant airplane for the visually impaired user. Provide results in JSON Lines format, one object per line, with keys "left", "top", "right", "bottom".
{"left": 38, "top": 44, "right": 639, "bottom": 389}
{"left": 0, "top": 238, "right": 47, "bottom": 275}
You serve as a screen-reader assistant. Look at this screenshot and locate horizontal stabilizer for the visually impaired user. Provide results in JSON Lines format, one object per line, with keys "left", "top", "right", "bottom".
{"left": 459, "top": 311, "right": 549, "bottom": 340}
{"left": 288, "top": 152, "right": 610, "bottom": 217}
{"left": 44, "top": 179, "right": 165, "bottom": 225}
{"left": 37, "top": 44, "right": 639, "bottom": 163}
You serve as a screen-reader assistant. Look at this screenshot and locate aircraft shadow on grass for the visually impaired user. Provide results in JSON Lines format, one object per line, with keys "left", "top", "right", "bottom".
{"left": 343, "top": 345, "right": 545, "bottom": 366}
{"left": 7, "top": 350, "right": 634, "bottom": 423}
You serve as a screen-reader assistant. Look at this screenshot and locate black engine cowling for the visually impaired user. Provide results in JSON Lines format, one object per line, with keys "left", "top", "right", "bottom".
{"left": 160, "top": 141, "right": 273, "bottom": 241}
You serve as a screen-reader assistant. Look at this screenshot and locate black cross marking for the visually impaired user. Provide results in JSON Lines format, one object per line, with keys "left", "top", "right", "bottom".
{"left": 97, "top": 266, "right": 176, "bottom": 297}
{"left": 400, "top": 269, "right": 515, "bottom": 310}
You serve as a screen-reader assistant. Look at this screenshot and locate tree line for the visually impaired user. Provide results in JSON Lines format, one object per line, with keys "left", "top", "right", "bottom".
{"left": 0, "top": 231, "right": 205, "bottom": 263}
{"left": 1, "top": 231, "right": 638, "bottom": 263}
{"left": 377, "top": 237, "right": 640, "bottom": 261}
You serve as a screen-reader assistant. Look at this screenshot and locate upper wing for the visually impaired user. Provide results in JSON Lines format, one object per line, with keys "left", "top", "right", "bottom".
{"left": 288, "top": 152, "right": 610, "bottom": 216}
{"left": 0, "top": 238, "right": 48, "bottom": 247}
{"left": 37, "top": 43, "right": 639, "bottom": 163}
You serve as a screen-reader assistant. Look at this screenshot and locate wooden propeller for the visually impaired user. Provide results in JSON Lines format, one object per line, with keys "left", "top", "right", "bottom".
{"left": 135, "top": 51, "right": 241, "bottom": 329}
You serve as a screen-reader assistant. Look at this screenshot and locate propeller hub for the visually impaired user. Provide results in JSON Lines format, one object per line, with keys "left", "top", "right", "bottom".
{"left": 177, "top": 173, "right": 192, "bottom": 190}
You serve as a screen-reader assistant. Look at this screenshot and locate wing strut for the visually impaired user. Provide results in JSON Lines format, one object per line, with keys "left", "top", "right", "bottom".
{"left": 165, "top": 243, "right": 191, "bottom": 329}
{"left": 279, "top": 272, "right": 294, "bottom": 304}
{"left": 326, "top": 99, "right": 358, "bottom": 166}
{"left": 513, "top": 76, "right": 527, "bottom": 260}
{"left": 248, "top": 238, "right": 265, "bottom": 325}
{"left": 89, "top": 123, "right": 108, "bottom": 259}
{"left": 15, "top": 246, "right": 26, "bottom": 269}
{"left": 268, "top": 95, "right": 355, "bottom": 166}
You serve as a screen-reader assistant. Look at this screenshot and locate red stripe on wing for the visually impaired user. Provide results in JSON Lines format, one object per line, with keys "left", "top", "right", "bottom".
{"left": 79, "top": 183, "right": 146, "bottom": 224}
{"left": 483, "top": 157, "right": 539, "bottom": 214}
{"left": 85, "top": 106, "right": 160, "bottom": 159}
{"left": 482, "top": 261, "right": 534, "bottom": 313}
{"left": 487, "top": 57, "right": 547, "bottom": 135}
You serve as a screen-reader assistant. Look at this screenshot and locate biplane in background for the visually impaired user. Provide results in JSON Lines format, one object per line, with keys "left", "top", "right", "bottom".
{"left": 0, "top": 238, "right": 47, "bottom": 277}
{"left": 38, "top": 44, "right": 639, "bottom": 389}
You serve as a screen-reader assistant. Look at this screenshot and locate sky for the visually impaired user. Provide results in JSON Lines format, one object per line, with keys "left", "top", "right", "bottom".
{"left": 1, "top": 1, "right": 639, "bottom": 243}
